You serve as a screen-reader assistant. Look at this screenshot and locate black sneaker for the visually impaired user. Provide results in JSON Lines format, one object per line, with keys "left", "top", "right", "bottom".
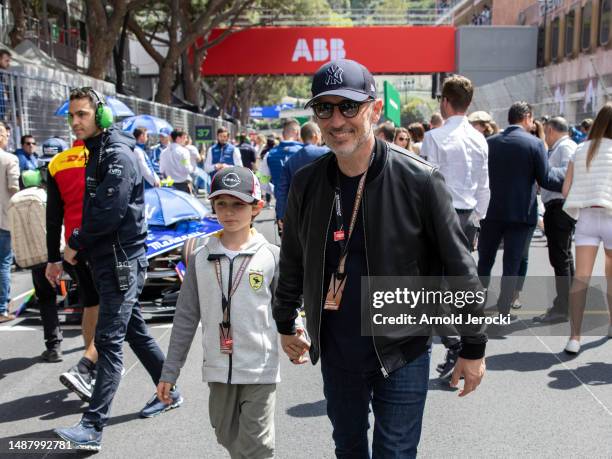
{"left": 60, "top": 365, "right": 93, "bottom": 402}
{"left": 437, "top": 347, "right": 460, "bottom": 380}
{"left": 41, "top": 348, "right": 63, "bottom": 363}
{"left": 532, "top": 309, "right": 568, "bottom": 324}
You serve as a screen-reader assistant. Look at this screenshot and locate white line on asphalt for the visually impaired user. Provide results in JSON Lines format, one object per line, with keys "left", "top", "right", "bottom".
{"left": 0, "top": 325, "right": 36, "bottom": 331}
{"left": 533, "top": 334, "right": 612, "bottom": 417}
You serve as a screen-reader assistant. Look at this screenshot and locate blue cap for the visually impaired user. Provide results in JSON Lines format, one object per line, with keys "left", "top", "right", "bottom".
{"left": 41, "top": 137, "right": 69, "bottom": 157}
{"left": 159, "top": 127, "right": 171, "bottom": 136}
{"left": 305, "top": 59, "right": 377, "bottom": 108}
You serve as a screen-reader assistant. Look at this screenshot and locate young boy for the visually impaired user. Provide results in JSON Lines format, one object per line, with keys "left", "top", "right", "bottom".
{"left": 157, "top": 166, "right": 308, "bottom": 458}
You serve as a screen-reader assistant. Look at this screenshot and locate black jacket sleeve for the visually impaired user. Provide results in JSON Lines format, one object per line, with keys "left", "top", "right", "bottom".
{"left": 424, "top": 170, "right": 487, "bottom": 359}
{"left": 272, "top": 176, "right": 303, "bottom": 335}
{"left": 69, "top": 147, "right": 136, "bottom": 251}
{"left": 46, "top": 171, "right": 64, "bottom": 263}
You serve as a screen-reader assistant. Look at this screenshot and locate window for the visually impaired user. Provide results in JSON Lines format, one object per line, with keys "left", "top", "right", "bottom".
{"left": 581, "top": 1, "right": 593, "bottom": 50}
{"left": 537, "top": 26, "right": 546, "bottom": 67}
{"left": 565, "top": 10, "right": 575, "bottom": 55}
{"left": 600, "top": 0, "right": 611, "bottom": 45}
{"left": 551, "top": 16, "right": 560, "bottom": 60}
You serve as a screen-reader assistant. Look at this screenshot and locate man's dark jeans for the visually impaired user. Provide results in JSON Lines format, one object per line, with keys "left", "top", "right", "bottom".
{"left": 321, "top": 349, "right": 430, "bottom": 459}
{"left": 83, "top": 254, "right": 165, "bottom": 429}
{"left": 478, "top": 219, "right": 533, "bottom": 314}
{"left": 31, "top": 264, "right": 62, "bottom": 350}
{"left": 543, "top": 200, "right": 576, "bottom": 315}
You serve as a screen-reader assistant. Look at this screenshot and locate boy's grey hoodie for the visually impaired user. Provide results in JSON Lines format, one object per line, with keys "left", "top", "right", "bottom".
{"left": 160, "top": 229, "right": 283, "bottom": 385}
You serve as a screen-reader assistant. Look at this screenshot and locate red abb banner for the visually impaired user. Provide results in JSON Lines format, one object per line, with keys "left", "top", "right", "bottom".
{"left": 198, "top": 26, "right": 455, "bottom": 76}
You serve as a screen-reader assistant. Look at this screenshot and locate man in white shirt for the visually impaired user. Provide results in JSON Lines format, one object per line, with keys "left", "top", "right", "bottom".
{"left": 133, "top": 127, "right": 160, "bottom": 188}
{"left": 534, "top": 117, "right": 577, "bottom": 324}
{"left": 420, "top": 74, "right": 490, "bottom": 380}
{"left": 159, "top": 128, "right": 193, "bottom": 194}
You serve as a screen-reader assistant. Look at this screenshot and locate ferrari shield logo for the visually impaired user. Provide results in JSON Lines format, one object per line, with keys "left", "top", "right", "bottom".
{"left": 249, "top": 271, "right": 264, "bottom": 291}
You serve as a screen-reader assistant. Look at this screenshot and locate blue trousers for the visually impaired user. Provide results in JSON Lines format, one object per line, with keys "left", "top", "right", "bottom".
{"left": 321, "top": 349, "right": 430, "bottom": 459}
{"left": 83, "top": 255, "right": 165, "bottom": 429}
{"left": 0, "top": 229, "right": 11, "bottom": 314}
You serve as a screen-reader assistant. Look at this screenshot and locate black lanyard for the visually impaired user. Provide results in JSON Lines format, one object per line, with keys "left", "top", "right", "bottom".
{"left": 333, "top": 151, "right": 374, "bottom": 277}
{"left": 213, "top": 255, "right": 251, "bottom": 325}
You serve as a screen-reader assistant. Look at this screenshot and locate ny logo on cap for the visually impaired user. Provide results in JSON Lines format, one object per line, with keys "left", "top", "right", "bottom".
{"left": 325, "top": 65, "right": 344, "bottom": 86}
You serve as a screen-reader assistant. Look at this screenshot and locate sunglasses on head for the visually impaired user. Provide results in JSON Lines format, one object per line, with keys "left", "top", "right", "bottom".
{"left": 311, "top": 99, "right": 373, "bottom": 119}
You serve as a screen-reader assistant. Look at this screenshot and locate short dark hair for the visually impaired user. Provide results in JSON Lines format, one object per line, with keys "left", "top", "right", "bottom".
{"left": 0, "top": 50, "right": 11, "bottom": 59}
{"left": 300, "top": 122, "right": 320, "bottom": 142}
{"left": 441, "top": 75, "right": 473, "bottom": 112}
{"left": 408, "top": 123, "right": 425, "bottom": 142}
{"left": 171, "top": 128, "right": 186, "bottom": 141}
{"left": 282, "top": 118, "right": 300, "bottom": 137}
{"left": 376, "top": 122, "right": 395, "bottom": 142}
{"left": 217, "top": 127, "right": 228, "bottom": 136}
{"left": 68, "top": 87, "right": 96, "bottom": 110}
{"left": 133, "top": 127, "right": 147, "bottom": 140}
{"left": 546, "top": 116, "right": 569, "bottom": 133}
{"left": 580, "top": 118, "right": 593, "bottom": 131}
{"left": 508, "top": 101, "right": 533, "bottom": 125}
{"left": 21, "top": 134, "right": 34, "bottom": 145}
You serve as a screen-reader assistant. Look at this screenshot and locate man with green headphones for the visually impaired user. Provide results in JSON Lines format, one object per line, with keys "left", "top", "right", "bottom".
{"left": 54, "top": 87, "right": 182, "bottom": 451}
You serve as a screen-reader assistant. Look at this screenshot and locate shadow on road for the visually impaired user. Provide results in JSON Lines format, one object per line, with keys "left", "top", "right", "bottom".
{"left": 286, "top": 400, "right": 326, "bottom": 418}
{"left": 484, "top": 351, "right": 563, "bottom": 372}
{"left": 548, "top": 362, "right": 612, "bottom": 389}
{"left": 0, "top": 356, "right": 40, "bottom": 380}
{"left": 0, "top": 390, "right": 86, "bottom": 423}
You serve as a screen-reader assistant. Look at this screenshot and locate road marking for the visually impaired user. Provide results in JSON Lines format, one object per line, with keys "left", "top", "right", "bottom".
{"left": 0, "top": 325, "right": 36, "bottom": 331}
{"left": 533, "top": 333, "right": 612, "bottom": 417}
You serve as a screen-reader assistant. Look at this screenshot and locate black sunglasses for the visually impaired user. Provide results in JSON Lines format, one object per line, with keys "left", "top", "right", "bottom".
{"left": 25, "top": 141, "right": 36, "bottom": 145}
{"left": 311, "top": 99, "right": 374, "bottom": 119}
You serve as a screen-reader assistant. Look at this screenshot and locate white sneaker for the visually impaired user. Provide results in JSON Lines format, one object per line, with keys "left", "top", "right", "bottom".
{"left": 564, "top": 339, "right": 581, "bottom": 354}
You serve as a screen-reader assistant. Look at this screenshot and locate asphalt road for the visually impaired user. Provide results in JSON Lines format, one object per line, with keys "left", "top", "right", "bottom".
{"left": 1, "top": 208, "right": 611, "bottom": 458}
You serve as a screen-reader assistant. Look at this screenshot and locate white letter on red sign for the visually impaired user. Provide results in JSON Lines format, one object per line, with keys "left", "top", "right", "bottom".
{"left": 330, "top": 39, "right": 346, "bottom": 60}
{"left": 313, "top": 39, "right": 329, "bottom": 62}
{"left": 292, "top": 39, "right": 312, "bottom": 62}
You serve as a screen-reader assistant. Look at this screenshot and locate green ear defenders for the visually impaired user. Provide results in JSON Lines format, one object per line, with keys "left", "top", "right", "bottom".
{"left": 67, "top": 87, "right": 114, "bottom": 130}
{"left": 89, "top": 88, "right": 114, "bottom": 129}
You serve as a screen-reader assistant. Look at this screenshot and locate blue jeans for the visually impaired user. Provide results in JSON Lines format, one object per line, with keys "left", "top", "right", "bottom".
{"left": 82, "top": 255, "right": 165, "bottom": 429}
{"left": 322, "top": 349, "right": 431, "bottom": 459}
{"left": 0, "top": 229, "right": 12, "bottom": 314}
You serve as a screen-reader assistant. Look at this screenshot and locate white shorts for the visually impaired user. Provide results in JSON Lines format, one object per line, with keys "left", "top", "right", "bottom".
{"left": 574, "top": 207, "right": 612, "bottom": 249}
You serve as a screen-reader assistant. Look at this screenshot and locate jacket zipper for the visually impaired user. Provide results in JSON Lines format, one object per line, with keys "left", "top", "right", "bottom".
{"left": 362, "top": 197, "right": 389, "bottom": 378}
{"left": 317, "top": 198, "right": 335, "bottom": 361}
{"left": 226, "top": 256, "right": 234, "bottom": 384}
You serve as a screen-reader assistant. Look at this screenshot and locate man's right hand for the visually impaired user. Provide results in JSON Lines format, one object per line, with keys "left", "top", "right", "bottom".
{"left": 45, "top": 262, "right": 63, "bottom": 287}
{"left": 156, "top": 381, "right": 174, "bottom": 405}
{"left": 215, "top": 163, "right": 225, "bottom": 170}
{"left": 280, "top": 328, "right": 310, "bottom": 365}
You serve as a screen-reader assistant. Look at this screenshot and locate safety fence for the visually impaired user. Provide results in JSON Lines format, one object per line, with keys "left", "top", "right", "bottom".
{"left": 0, "top": 69, "right": 234, "bottom": 149}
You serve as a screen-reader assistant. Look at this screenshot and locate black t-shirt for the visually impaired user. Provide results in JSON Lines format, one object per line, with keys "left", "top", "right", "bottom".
{"left": 238, "top": 143, "right": 257, "bottom": 170}
{"left": 320, "top": 168, "right": 379, "bottom": 373}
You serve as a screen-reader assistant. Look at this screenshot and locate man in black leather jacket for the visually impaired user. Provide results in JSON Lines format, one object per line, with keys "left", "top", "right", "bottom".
{"left": 273, "top": 59, "right": 487, "bottom": 457}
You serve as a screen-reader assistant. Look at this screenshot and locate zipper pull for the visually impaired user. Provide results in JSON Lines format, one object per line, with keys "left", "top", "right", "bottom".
{"left": 381, "top": 366, "right": 389, "bottom": 378}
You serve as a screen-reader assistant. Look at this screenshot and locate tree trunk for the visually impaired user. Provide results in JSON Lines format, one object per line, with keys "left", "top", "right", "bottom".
{"left": 9, "top": 0, "right": 26, "bottom": 48}
{"left": 113, "top": 13, "right": 130, "bottom": 94}
{"left": 182, "top": 51, "right": 199, "bottom": 107}
{"left": 156, "top": 62, "right": 176, "bottom": 104}
{"left": 87, "top": 43, "right": 116, "bottom": 80}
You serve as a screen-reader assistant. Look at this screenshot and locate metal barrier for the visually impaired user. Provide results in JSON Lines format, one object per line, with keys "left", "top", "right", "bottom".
{"left": 471, "top": 64, "right": 612, "bottom": 127}
{"left": 0, "top": 69, "right": 234, "bottom": 148}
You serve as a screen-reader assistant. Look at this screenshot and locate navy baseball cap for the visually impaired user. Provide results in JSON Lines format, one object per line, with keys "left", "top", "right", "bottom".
{"left": 209, "top": 167, "right": 262, "bottom": 203}
{"left": 159, "top": 127, "right": 171, "bottom": 136}
{"left": 305, "top": 59, "right": 377, "bottom": 108}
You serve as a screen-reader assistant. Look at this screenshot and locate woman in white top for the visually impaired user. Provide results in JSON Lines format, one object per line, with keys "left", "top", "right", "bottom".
{"left": 562, "top": 103, "right": 612, "bottom": 354}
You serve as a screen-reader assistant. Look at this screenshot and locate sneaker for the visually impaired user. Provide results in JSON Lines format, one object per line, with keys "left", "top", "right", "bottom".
{"left": 0, "top": 313, "right": 15, "bottom": 323}
{"left": 437, "top": 347, "right": 460, "bottom": 380}
{"left": 60, "top": 366, "right": 93, "bottom": 402}
{"left": 510, "top": 298, "right": 523, "bottom": 310}
{"left": 41, "top": 348, "right": 63, "bottom": 363}
{"left": 54, "top": 420, "right": 102, "bottom": 451}
{"left": 564, "top": 339, "right": 581, "bottom": 355}
{"left": 139, "top": 388, "right": 183, "bottom": 418}
{"left": 532, "top": 309, "right": 568, "bottom": 324}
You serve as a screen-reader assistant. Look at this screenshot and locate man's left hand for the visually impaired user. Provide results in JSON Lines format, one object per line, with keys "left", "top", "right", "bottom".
{"left": 450, "top": 357, "right": 485, "bottom": 397}
{"left": 64, "top": 246, "right": 78, "bottom": 266}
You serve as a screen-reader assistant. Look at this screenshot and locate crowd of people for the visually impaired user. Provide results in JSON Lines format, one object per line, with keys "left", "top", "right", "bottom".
{"left": 0, "top": 57, "right": 611, "bottom": 457}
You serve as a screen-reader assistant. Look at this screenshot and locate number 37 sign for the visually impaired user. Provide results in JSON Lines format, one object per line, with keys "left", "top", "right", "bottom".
{"left": 195, "top": 125, "right": 213, "bottom": 142}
